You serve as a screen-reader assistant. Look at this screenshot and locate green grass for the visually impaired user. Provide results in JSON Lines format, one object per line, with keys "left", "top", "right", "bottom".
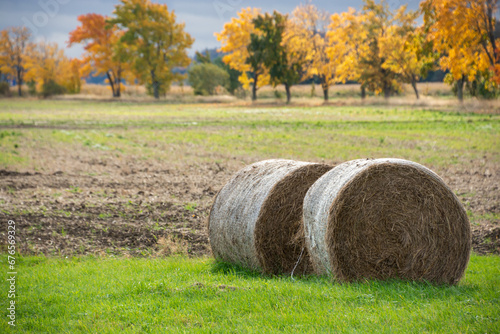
{"left": 0, "top": 100, "right": 498, "bottom": 170}
{"left": 1, "top": 254, "right": 498, "bottom": 333}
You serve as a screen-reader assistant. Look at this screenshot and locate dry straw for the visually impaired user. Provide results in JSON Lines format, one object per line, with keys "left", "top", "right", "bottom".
{"left": 304, "top": 158, "right": 471, "bottom": 285}
{"left": 208, "top": 159, "right": 332, "bottom": 275}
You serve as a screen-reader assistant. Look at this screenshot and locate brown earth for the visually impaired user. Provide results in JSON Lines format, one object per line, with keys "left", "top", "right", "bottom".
{"left": 0, "top": 152, "right": 498, "bottom": 258}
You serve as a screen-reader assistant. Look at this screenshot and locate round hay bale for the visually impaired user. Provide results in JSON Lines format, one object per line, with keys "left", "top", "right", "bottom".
{"left": 304, "top": 158, "right": 471, "bottom": 284}
{"left": 209, "top": 159, "right": 332, "bottom": 275}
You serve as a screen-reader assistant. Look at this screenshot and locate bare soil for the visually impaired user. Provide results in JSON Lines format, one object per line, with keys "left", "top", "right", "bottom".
{"left": 0, "top": 151, "right": 498, "bottom": 258}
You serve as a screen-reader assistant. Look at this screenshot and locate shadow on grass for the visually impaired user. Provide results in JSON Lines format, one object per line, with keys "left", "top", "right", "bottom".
{"left": 210, "top": 260, "right": 263, "bottom": 279}
{"left": 210, "top": 259, "right": 481, "bottom": 302}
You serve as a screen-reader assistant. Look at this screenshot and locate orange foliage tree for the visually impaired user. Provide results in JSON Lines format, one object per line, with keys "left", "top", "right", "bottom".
{"left": 68, "top": 13, "right": 133, "bottom": 98}
{"left": 421, "top": 0, "right": 500, "bottom": 100}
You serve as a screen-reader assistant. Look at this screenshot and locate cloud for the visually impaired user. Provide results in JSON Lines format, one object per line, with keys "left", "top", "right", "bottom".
{"left": 0, "top": 0, "right": 421, "bottom": 58}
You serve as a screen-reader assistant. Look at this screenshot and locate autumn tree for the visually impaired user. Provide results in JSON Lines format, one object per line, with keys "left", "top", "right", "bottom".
{"left": 24, "top": 41, "right": 81, "bottom": 97}
{"left": 215, "top": 8, "right": 270, "bottom": 101}
{"left": 108, "top": 0, "right": 194, "bottom": 99}
{"left": 359, "top": 0, "right": 403, "bottom": 98}
{"left": 421, "top": 0, "right": 500, "bottom": 101}
{"left": 329, "top": 1, "right": 422, "bottom": 99}
{"left": 0, "top": 27, "right": 32, "bottom": 96}
{"left": 288, "top": 3, "right": 335, "bottom": 101}
{"left": 381, "top": 7, "right": 434, "bottom": 99}
{"left": 66, "top": 58, "right": 83, "bottom": 94}
{"left": 68, "top": 13, "right": 133, "bottom": 98}
{"left": 328, "top": 8, "right": 369, "bottom": 98}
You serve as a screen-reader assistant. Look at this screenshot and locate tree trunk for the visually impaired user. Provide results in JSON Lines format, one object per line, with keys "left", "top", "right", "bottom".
{"left": 153, "top": 82, "right": 160, "bottom": 99}
{"left": 107, "top": 71, "right": 116, "bottom": 98}
{"left": 252, "top": 74, "right": 258, "bottom": 101}
{"left": 115, "top": 69, "right": 121, "bottom": 98}
{"left": 285, "top": 83, "right": 291, "bottom": 104}
{"left": 411, "top": 77, "right": 419, "bottom": 99}
{"left": 17, "top": 68, "right": 22, "bottom": 97}
{"left": 115, "top": 79, "right": 121, "bottom": 98}
{"left": 456, "top": 76, "right": 465, "bottom": 102}
{"left": 361, "top": 85, "right": 366, "bottom": 99}
{"left": 151, "top": 70, "right": 159, "bottom": 99}
{"left": 320, "top": 77, "right": 328, "bottom": 102}
{"left": 383, "top": 82, "right": 391, "bottom": 99}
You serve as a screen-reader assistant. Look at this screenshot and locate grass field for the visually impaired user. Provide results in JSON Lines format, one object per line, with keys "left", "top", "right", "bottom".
{"left": 0, "top": 98, "right": 499, "bottom": 332}
{"left": 0, "top": 254, "right": 499, "bottom": 333}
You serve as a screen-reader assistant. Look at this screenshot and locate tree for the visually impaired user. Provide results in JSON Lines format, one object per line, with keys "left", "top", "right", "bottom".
{"left": 421, "top": 0, "right": 500, "bottom": 101}
{"left": 24, "top": 41, "right": 80, "bottom": 97}
{"left": 215, "top": 7, "right": 270, "bottom": 101}
{"left": 0, "top": 27, "right": 32, "bottom": 96}
{"left": 251, "top": 11, "right": 305, "bottom": 103}
{"left": 380, "top": 7, "right": 435, "bottom": 99}
{"left": 329, "top": 1, "right": 420, "bottom": 99}
{"left": 287, "top": 3, "right": 335, "bottom": 101}
{"left": 68, "top": 13, "right": 133, "bottom": 98}
{"left": 328, "top": 8, "right": 370, "bottom": 98}
{"left": 358, "top": 0, "right": 401, "bottom": 98}
{"left": 109, "top": 0, "right": 194, "bottom": 99}
{"left": 65, "top": 58, "right": 83, "bottom": 94}
{"left": 188, "top": 63, "right": 229, "bottom": 95}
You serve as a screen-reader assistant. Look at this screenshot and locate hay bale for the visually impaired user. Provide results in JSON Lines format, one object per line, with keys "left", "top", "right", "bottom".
{"left": 209, "top": 159, "right": 332, "bottom": 275}
{"left": 304, "top": 158, "right": 471, "bottom": 284}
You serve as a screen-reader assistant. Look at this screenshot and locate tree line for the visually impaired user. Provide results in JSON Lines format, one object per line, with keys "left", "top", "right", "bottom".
{"left": 216, "top": 0, "right": 500, "bottom": 103}
{"left": 0, "top": 0, "right": 498, "bottom": 101}
{"left": 0, "top": 0, "right": 192, "bottom": 99}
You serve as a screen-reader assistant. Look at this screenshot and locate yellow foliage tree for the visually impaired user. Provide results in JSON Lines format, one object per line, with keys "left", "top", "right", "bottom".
{"left": 329, "top": 1, "right": 421, "bottom": 99}
{"left": 109, "top": 0, "right": 194, "bottom": 99}
{"left": 287, "top": 3, "right": 335, "bottom": 101}
{"left": 380, "top": 7, "right": 434, "bottom": 99}
{"left": 215, "top": 7, "right": 270, "bottom": 101}
{"left": 24, "top": 41, "right": 81, "bottom": 96}
{"left": 421, "top": 0, "right": 500, "bottom": 100}
{"left": 328, "top": 8, "right": 370, "bottom": 98}
{"left": 0, "top": 27, "right": 32, "bottom": 96}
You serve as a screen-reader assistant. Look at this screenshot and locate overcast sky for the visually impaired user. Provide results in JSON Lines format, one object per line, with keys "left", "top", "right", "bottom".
{"left": 0, "top": 0, "right": 421, "bottom": 58}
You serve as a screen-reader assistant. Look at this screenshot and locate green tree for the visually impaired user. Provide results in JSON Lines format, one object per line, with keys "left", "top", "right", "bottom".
{"left": 215, "top": 8, "right": 270, "bottom": 101}
{"left": 251, "top": 11, "right": 304, "bottom": 103}
{"left": 108, "top": 0, "right": 194, "bottom": 99}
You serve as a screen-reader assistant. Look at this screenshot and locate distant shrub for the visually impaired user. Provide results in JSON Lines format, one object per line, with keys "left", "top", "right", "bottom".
{"left": 27, "top": 80, "right": 37, "bottom": 96}
{"left": 41, "top": 80, "right": 66, "bottom": 98}
{"left": 467, "top": 78, "right": 499, "bottom": 99}
{"left": 213, "top": 57, "right": 242, "bottom": 95}
{"left": 188, "top": 63, "right": 229, "bottom": 96}
{"left": 0, "top": 82, "right": 10, "bottom": 96}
